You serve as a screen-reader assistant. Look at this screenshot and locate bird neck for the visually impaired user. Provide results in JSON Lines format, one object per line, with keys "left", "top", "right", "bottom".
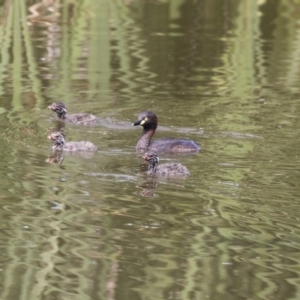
{"left": 136, "top": 127, "right": 156, "bottom": 151}
{"left": 148, "top": 158, "right": 158, "bottom": 174}
{"left": 52, "top": 136, "right": 65, "bottom": 151}
{"left": 57, "top": 108, "right": 67, "bottom": 119}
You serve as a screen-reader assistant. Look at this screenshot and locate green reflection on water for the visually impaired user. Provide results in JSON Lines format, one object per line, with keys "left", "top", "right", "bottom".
{"left": 1, "top": 0, "right": 300, "bottom": 300}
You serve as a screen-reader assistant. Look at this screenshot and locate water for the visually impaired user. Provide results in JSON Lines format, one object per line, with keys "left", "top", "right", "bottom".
{"left": 0, "top": 0, "right": 300, "bottom": 299}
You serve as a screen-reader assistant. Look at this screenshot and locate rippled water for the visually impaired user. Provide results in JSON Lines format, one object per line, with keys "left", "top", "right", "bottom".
{"left": 1, "top": 0, "right": 300, "bottom": 299}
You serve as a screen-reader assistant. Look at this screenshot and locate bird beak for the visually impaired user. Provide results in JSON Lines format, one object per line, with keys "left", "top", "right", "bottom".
{"left": 133, "top": 119, "right": 147, "bottom": 126}
{"left": 133, "top": 119, "right": 141, "bottom": 126}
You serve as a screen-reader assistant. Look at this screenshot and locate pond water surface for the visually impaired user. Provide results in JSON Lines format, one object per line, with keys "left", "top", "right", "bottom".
{"left": 1, "top": 1, "right": 300, "bottom": 300}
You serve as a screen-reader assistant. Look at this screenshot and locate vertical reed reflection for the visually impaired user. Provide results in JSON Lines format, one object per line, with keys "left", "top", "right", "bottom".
{"left": 12, "top": 0, "right": 22, "bottom": 108}
{"left": 0, "top": 2, "right": 12, "bottom": 97}
{"left": 109, "top": 0, "right": 158, "bottom": 104}
{"left": 20, "top": 0, "right": 43, "bottom": 106}
{"left": 213, "top": 0, "right": 267, "bottom": 97}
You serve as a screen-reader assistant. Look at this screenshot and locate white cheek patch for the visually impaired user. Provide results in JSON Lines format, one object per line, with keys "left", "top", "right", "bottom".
{"left": 140, "top": 117, "right": 148, "bottom": 125}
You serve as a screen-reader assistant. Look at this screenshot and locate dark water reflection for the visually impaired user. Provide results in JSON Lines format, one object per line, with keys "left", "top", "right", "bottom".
{"left": 1, "top": 0, "right": 300, "bottom": 299}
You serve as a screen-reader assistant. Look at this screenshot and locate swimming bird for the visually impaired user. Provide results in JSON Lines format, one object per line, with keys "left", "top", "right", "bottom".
{"left": 143, "top": 152, "right": 190, "bottom": 177}
{"left": 133, "top": 111, "right": 200, "bottom": 154}
{"left": 47, "top": 131, "right": 97, "bottom": 152}
{"left": 48, "top": 102, "right": 98, "bottom": 125}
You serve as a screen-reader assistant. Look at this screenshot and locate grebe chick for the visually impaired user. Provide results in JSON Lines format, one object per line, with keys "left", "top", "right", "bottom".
{"left": 143, "top": 152, "right": 190, "bottom": 177}
{"left": 133, "top": 111, "right": 201, "bottom": 154}
{"left": 47, "top": 132, "right": 97, "bottom": 152}
{"left": 48, "top": 102, "right": 98, "bottom": 125}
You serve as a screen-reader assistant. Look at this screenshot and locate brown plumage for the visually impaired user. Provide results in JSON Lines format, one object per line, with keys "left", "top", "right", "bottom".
{"left": 143, "top": 152, "right": 190, "bottom": 177}
{"left": 133, "top": 111, "right": 200, "bottom": 154}
{"left": 47, "top": 132, "right": 97, "bottom": 152}
{"left": 48, "top": 102, "right": 98, "bottom": 125}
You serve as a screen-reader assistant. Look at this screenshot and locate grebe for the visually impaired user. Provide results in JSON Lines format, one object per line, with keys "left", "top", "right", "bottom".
{"left": 133, "top": 111, "right": 200, "bottom": 154}
{"left": 48, "top": 102, "right": 98, "bottom": 125}
{"left": 143, "top": 152, "right": 190, "bottom": 177}
{"left": 47, "top": 132, "right": 97, "bottom": 152}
